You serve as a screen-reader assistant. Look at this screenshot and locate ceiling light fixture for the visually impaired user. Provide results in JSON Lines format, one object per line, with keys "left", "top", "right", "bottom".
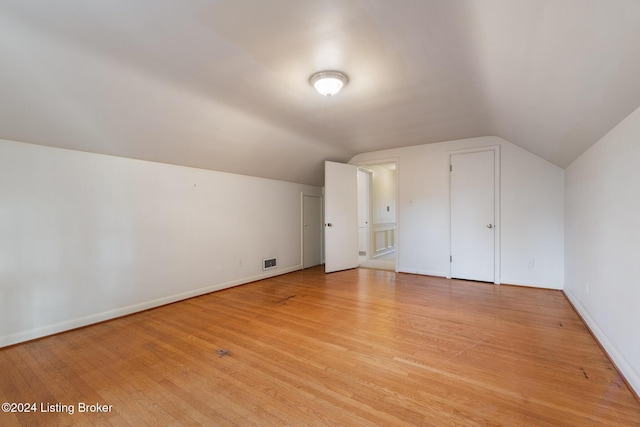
{"left": 309, "top": 70, "right": 348, "bottom": 96}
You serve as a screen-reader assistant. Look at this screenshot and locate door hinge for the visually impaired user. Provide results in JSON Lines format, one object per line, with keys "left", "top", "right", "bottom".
{"left": 450, "top": 255, "right": 452, "bottom": 262}
{"left": 449, "top": 164, "right": 452, "bottom": 172}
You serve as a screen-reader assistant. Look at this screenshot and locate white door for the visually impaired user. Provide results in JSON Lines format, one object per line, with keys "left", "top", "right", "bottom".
{"left": 357, "top": 169, "right": 371, "bottom": 258}
{"left": 450, "top": 150, "right": 495, "bottom": 282}
{"left": 303, "top": 194, "right": 322, "bottom": 268}
{"left": 324, "top": 161, "right": 359, "bottom": 273}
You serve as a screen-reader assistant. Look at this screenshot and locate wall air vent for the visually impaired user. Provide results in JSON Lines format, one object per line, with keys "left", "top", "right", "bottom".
{"left": 263, "top": 257, "right": 277, "bottom": 270}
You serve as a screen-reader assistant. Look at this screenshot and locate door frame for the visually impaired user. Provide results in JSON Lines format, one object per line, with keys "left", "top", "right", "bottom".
{"left": 301, "top": 192, "right": 323, "bottom": 269}
{"left": 446, "top": 146, "right": 501, "bottom": 284}
{"left": 353, "top": 157, "right": 399, "bottom": 272}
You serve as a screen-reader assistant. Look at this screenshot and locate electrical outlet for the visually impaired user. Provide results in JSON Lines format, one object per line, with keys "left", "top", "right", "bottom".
{"left": 527, "top": 259, "right": 534, "bottom": 268}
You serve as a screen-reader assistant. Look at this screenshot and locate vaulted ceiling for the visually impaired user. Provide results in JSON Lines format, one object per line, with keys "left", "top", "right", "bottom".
{"left": 1, "top": 0, "right": 639, "bottom": 186}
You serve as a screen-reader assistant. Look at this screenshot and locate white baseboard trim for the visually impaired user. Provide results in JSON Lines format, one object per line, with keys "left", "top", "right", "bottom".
{"left": 397, "top": 268, "right": 446, "bottom": 277}
{"left": 396, "top": 270, "right": 562, "bottom": 291}
{"left": 564, "top": 289, "right": 640, "bottom": 397}
{"left": 0, "top": 265, "right": 302, "bottom": 348}
{"left": 500, "top": 277, "right": 562, "bottom": 290}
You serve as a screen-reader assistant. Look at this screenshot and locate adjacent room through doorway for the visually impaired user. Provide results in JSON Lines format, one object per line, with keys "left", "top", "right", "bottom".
{"left": 357, "top": 162, "right": 397, "bottom": 271}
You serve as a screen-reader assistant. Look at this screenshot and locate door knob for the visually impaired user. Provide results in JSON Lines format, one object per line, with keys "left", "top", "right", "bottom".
{"left": 487, "top": 224, "right": 493, "bottom": 229}
{"left": 326, "top": 223, "right": 333, "bottom": 227}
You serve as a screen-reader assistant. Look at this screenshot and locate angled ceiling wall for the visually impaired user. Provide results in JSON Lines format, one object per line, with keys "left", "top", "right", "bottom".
{"left": 1, "top": 0, "right": 639, "bottom": 185}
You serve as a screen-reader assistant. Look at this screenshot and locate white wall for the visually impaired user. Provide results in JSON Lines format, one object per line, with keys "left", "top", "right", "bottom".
{"left": 350, "top": 136, "right": 564, "bottom": 288}
{"left": 0, "top": 139, "right": 321, "bottom": 347}
{"left": 564, "top": 106, "right": 640, "bottom": 396}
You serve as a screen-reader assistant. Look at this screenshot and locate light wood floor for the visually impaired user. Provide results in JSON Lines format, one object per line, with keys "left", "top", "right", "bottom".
{"left": 1, "top": 267, "right": 639, "bottom": 426}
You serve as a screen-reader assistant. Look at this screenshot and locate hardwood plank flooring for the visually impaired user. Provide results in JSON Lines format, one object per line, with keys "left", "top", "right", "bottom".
{"left": 1, "top": 267, "right": 638, "bottom": 426}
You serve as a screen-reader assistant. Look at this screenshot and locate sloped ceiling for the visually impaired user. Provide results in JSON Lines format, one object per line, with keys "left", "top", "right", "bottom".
{"left": 1, "top": 0, "right": 639, "bottom": 186}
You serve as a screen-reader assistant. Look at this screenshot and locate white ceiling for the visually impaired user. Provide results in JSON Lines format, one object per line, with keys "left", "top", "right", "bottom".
{"left": 1, "top": 0, "right": 639, "bottom": 186}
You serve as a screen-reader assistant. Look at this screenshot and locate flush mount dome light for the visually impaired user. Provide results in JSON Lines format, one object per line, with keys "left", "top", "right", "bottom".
{"left": 309, "top": 70, "right": 348, "bottom": 96}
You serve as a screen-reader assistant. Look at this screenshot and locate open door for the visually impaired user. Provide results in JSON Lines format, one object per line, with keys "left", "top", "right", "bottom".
{"left": 324, "top": 161, "right": 358, "bottom": 273}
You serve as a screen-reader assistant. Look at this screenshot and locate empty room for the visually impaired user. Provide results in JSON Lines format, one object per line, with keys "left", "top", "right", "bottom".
{"left": 1, "top": 1, "right": 639, "bottom": 425}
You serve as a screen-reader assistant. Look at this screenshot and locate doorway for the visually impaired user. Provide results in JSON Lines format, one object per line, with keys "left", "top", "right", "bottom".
{"left": 357, "top": 161, "right": 397, "bottom": 272}
{"left": 302, "top": 194, "right": 322, "bottom": 269}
